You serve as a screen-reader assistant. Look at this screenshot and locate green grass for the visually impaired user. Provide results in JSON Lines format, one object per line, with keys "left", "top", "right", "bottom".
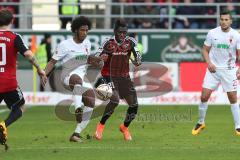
{"left": 0, "top": 105, "right": 240, "bottom": 160}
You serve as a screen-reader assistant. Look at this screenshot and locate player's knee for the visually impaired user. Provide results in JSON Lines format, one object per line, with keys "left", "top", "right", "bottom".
{"left": 82, "top": 90, "right": 95, "bottom": 107}
{"left": 126, "top": 104, "right": 138, "bottom": 121}
{"left": 110, "top": 98, "right": 119, "bottom": 107}
{"left": 130, "top": 103, "right": 138, "bottom": 114}
{"left": 11, "top": 98, "right": 25, "bottom": 116}
{"left": 229, "top": 98, "right": 237, "bottom": 104}
{"left": 69, "top": 74, "right": 82, "bottom": 89}
{"left": 200, "top": 95, "right": 209, "bottom": 102}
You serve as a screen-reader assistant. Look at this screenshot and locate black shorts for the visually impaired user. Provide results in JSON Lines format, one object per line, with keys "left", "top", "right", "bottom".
{"left": 0, "top": 87, "right": 25, "bottom": 109}
{"left": 95, "top": 76, "right": 136, "bottom": 99}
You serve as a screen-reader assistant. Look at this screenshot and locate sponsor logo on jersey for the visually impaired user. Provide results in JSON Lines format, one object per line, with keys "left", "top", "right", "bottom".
{"left": 217, "top": 44, "right": 230, "bottom": 49}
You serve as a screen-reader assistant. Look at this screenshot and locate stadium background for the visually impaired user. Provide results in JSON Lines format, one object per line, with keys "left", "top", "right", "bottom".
{"left": 1, "top": 1, "right": 240, "bottom": 160}
{"left": 2, "top": 0, "right": 239, "bottom": 105}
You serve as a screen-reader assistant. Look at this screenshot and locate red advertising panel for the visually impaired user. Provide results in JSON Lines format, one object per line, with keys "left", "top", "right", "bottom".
{"left": 180, "top": 62, "right": 207, "bottom": 91}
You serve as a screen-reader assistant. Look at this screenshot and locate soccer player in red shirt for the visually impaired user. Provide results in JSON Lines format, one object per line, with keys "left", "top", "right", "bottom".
{"left": 94, "top": 19, "right": 141, "bottom": 141}
{"left": 0, "top": 9, "right": 46, "bottom": 146}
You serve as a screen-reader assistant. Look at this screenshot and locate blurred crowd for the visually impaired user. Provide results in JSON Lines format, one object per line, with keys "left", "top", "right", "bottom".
{"left": 0, "top": 0, "right": 240, "bottom": 29}
{"left": 112, "top": 0, "right": 240, "bottom": 29}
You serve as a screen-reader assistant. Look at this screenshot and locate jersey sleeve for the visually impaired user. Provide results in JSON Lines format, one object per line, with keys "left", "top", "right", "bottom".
{"left": 52, "top": 42, "right": 67, "bottom": 61}
{"left": 129, "top": 37, "right": 142, "bottom": 61}
{"left": 204, "top": 31, "right": 212, "bottom": 47}
{"left": 14, "top": 34, "right": 29, "bottom": 55}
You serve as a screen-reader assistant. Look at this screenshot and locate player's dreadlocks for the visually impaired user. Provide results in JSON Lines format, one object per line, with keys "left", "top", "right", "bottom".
{"left": 71, "top": 16, "right": 91, "bottom": 33}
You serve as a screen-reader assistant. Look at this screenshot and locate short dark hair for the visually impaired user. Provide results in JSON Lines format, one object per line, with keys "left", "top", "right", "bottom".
{"left": 71, "top": 16, "right": 91, "bottom": 33}
{"left": 114, "top": 18, "right": 127, "bottom": 30}
{"left": 0, "top": 9, "right": 14, "bottom": 26}
{"left": 220, "top": 9, "right": 232, "bottom": 19}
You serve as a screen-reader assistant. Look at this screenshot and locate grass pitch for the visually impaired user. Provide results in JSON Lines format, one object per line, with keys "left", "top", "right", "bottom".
{"left": 0, "top": 105, "right": 240, "bottom": 160}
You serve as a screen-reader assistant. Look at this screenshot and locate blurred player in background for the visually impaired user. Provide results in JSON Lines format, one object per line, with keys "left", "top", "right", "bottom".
{"left": 0, "top": 9, "right": 46, "bottom": 146}
{"left": 94, "top": 19, "right": 142, "bottom": 141}
{"left": 192, "top": 10, "right": 240, "bottom": 136}
{"left": 44, "top": 16, "right": 101, "bottom": 142}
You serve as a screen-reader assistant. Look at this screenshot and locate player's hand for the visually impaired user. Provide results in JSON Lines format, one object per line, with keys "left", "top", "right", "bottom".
{"left": 87, "top": 55, "right": 103, "bottom": 68}
{"left": 132, "top": 59, "right": 141, "bottom": 66}
{"left": 131, "top": 55, "right": 142, "bottom": 66}
{"left": 37, "top": 69, "right": 47, "bottom": 87}
{"left": 100, "top": 54, "right": 108, "bottom": 62}
{"left": 236, "top": 68, "right": 240, "bottom": 80}
{"left": 207, "top": 62, "right": 216, "bottom": 73}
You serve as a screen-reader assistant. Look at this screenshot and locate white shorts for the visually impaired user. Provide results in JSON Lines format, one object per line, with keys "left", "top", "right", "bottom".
{"left": 202, "top": 68, "right": 238, "bottom": 92}
{"left": 62, "top": 66, "right": 93, "bottom": 91}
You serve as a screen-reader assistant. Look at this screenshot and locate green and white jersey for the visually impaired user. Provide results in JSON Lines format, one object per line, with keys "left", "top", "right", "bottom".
{"left": 52, "top": 38, "right": 91, "bottom": 73}
{"left": 204, "top": 26, "right": 240, "bottom": 69}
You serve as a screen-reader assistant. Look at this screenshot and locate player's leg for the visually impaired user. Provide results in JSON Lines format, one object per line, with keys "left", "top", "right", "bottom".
{"left": 192, "top": 69, "right": 219, "bottom": 135}
{"left": 119, "top": 79, "right": 138, "bottom": 141}
{"left": 221, "top": 69, "right": 240, "bottom": 135}
{"left": 67, "top": 74, "right": 85, "bottom": 122}
{"left": 226, "top": 91, "right": 240, "bottom": 135}
{"left": 63, "top": 73, "right": 85, "bottom": 142}
{"left": 0, "top": 94, "right": 6, "bottom": 145}
{"left": 0, "top": 87, "right": 25, "bottom": 144}
{"left": 95, "top": 90, "right": 120, "bottom": 140}
{"left": 70, "top": 89, "right": 95, "bottom": 142}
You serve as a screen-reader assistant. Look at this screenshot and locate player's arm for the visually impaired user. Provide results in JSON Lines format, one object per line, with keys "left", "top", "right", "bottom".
{"left": 44, "top": 43, "right": 66, "bottom": 77}
{"left": 98, "top": 39, "right": 113, "bottom": 62}
{"left": 203, "top": 31, "right": 216, "bottom": 73}
{"left": 202, "top": 44, "right": 216, "bottom": 73}
{"left": 129, "top": 37, "right": 142, "bottom": 66}
{"left": 44, "top": 58, "right": 57, "bottom": 77}
{"left": 15, "top": 34, "right": 47, "bottom": 84}
{"left": 86, "top": 41, "right": 103, "bottom": 68}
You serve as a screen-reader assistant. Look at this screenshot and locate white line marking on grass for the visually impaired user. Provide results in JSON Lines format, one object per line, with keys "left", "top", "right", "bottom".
{"left": 0, "top": 109, "right": 8, "bottom": 114}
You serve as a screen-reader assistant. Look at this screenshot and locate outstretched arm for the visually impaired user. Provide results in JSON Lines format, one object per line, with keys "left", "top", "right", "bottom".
{"left": 45, "top": 58, "right": 57, "bottom": 77}
{"left": 24, "top": 50, "right": 47, "bottom": 85}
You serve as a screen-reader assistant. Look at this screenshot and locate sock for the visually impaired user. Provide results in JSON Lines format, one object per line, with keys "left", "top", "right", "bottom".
{"left": 231, "top": 103, "right": 240, "bottom": 129}
{"left": 198, "top": 102, "right": 208, "bottom": 124}
{"left": 74, "top": 106, "right": 93, "bottom": 134}
{"left": 5, "top": 106, "right": 23, "bottom": 127}
{"left": 73, "top": 84, "right": 83, "bottom": 109}
{"left": 124, "top": 104, "right": 138, "bottom": 127}
{"left": 100, "top": 101, "right": 118, "bottom": 125}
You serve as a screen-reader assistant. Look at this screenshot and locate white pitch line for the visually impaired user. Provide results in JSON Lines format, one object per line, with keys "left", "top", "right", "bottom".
{"left": 0, "top": 109, "right": 8, "bottom": 114}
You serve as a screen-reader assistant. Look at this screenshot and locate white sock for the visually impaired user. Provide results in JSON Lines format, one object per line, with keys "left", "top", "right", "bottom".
{"left": 231, "top": 103, "right": 240, "bottom": 129}
{"left": 75, "top": 106, "right": 94, "bottom": 134}
{"left": 198, "top": 102, "right": 208, "bottom": 124}
{"left": 73, "top": 84, "right": 83, "bottom": 109}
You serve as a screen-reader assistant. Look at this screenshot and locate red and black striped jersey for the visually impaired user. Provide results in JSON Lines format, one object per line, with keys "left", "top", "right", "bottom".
{"left": 100, "top": 36, "right": 140, "bottom": 77}
{"left": 0, "top": 30, "right": 28, "bottom": 93}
